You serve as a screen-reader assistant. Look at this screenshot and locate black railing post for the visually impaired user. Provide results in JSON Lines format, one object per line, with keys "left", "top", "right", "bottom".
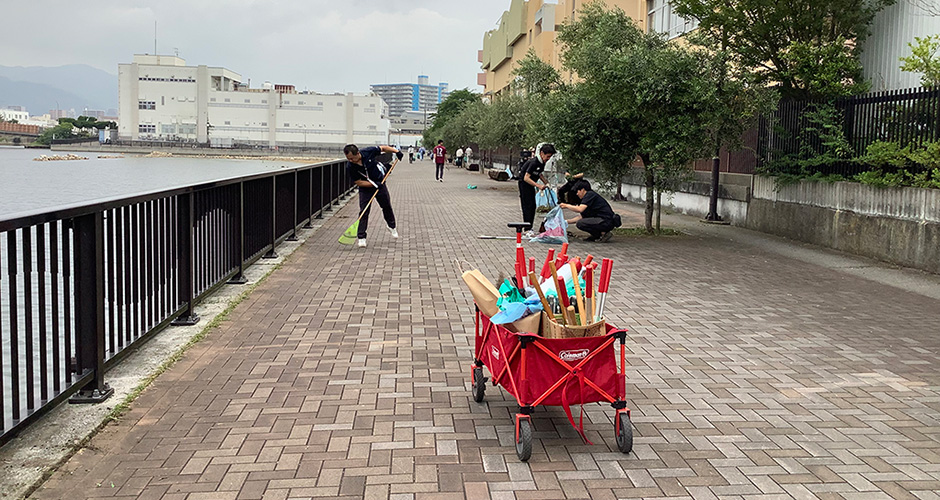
{"left": 228, "top": 182, "right": 248, "bottom": 284}
{"left": 324, "top": 165, "right": 333, "bottom": 212}
{"left": 317, "top": 166, "right": 325, "bottom": 217}
{"left": 70, "top": 212, "right": 114, "bottom": 404}
{"left": 304, "top": 167, "right": 314, "bottom": 228}
{"left": 172, "top": 193, "right": 200, "bottom": 325}
{"left": 288, "top": 171, "right": 299, "bottom": 242}
{"left": 263, "top": 177, "right": 278, "bottom": 259}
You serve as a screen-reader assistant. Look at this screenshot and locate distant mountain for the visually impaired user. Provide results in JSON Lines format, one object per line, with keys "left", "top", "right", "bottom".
{"left": 0, "top": 64, "right": 117, "bottom": 116}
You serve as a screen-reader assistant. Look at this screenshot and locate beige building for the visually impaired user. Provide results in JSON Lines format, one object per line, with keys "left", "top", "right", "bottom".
{"left": 478, "top": 0, "right": 648, "bottom": 97}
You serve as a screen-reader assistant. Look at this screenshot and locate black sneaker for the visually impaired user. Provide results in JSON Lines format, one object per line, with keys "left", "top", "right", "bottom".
{"left": 598, "top": 232, "right": 613, "bottom": 243}
{"left": 584, "top": 235, "right": 599, "bottom": 242}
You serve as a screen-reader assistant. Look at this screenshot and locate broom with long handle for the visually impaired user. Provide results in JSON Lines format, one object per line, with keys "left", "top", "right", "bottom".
{"left": 338, "top": 159, "right": 399, "bottom": 244}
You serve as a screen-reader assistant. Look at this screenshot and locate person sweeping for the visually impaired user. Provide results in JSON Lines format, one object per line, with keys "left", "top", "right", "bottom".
{"left": 343, "top": 144, "right": 403, "bottom": 248}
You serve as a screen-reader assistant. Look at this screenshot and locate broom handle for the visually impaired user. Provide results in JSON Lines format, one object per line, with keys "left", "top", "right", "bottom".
{"left": 352, "top": 159, "right": 399, "bottom": 224}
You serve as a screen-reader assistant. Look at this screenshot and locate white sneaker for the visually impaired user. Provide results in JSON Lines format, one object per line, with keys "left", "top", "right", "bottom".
{"left": 387, "top": 226, "right": 399, "bottom": 239}
{"left": 357, "top": 238, "right": 367, "bottom": 248}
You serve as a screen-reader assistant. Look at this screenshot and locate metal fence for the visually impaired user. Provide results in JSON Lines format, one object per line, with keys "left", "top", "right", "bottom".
{"left": 758, "top": 86, "right": 940, "bottom": 176}
{"left": 0, "top": 159, "right": 352, "bottom": 445}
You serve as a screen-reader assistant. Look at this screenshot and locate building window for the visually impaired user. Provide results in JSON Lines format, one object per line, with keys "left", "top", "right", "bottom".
{"left": 138, "top": 101, "right": 156, "bottom": 110}
{"left": 224, "top": 121, "right": 231, "bottom": 125}
{"left": 284, "top": 100, "right": 290, "bottom": 104}
{"left": 261, "top": 122, "right": 267, "bottom": 126}
{"left": 368, "top": 125, "right": 377, "bottom": 130}
{"left": 224, "top": 98, "right": 231, "bottom": 102}
{"left": 337, "top": 102, "right": 343, "bottom": 106}
{"left": 354, "top": 103, "right": 359, "bottom": 107}
{"left": 284, "top": 123, "right": 289, "bottom": 127}
{"left": 647, "top": 0, "right": 698, "bottom": 39}
{"left": 262, "top": 99, "right": 267, "bottom": 104}
{"left": 245, "top": 99, "right": 251, "bottom": 103}
{"left": 179, "top": 124, "right": 196, "bottom": 135}
{"left": 160, "top": 124, "right": 176, "bottom": 134}
{"left": 370, "top": 103, "right": 375, "bottom": 107}
{"left": 298, "top": 101, "right": 305, "bottom": 105}
{"left": 318, "top": 101, "right": 323, "bottom": 105}
{"left": 210, "top": 98, "right": 216, "bottom": 102}
{"left": 139, "top": 124, "right": 156, "bottom": 134}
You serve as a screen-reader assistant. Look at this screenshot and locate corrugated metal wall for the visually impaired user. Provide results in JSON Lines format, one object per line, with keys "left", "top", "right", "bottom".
{"left": 860, "top": 0, "right": 940, "bottom": 91}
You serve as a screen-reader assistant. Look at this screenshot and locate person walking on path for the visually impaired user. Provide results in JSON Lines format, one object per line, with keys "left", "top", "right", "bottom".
{"left": 433, "top": 140, "right": 447, "bottom": 182}
{"left": 464, "top": 146, "right": 472, "bottom": 167}
{"left": 455, "top": 147, "right": 464, "bottom": 168}
{"left": 560, "top": 179, "right": 619, "bottom": 242}
{"left": 344, "top": 144, "right": 403, "bottom": 248}
{"left": 408, "top": 146, "right": 415, "bottom": 163}
{"left": 518, "top": 143, "right": 555, "bottom": 232}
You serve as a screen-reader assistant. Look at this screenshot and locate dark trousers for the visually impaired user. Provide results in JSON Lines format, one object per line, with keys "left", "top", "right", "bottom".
{"left": 435, "top": 162, "right": 444, "bottom": 179}
{"left": 557, "top": 180, "right": 581, "bottom": 204}
{"left": 576, "top": 217, "right": 614, "bottom": 238}
{"left": 519, "top": 181, "right": 537, "bottom": 226}
{"left": 357, "top": 184, "right": 395, "bottom": 239}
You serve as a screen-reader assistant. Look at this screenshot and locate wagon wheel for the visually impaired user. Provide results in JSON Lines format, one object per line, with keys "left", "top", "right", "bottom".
{"left": 615, "top": 412, "right": 633, "bottom": 454}
{"left": 471, "top": 367, "right": 487, "bottom": 402}
{"left": 516, "top": 419, "right": 533, "bottom": 461}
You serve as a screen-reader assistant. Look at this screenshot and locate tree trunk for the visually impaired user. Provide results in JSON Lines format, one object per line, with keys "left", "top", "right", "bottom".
{"left": 642, "top": 156, "right": 654, "bottom": 234}
{"left": 615, "top": 179, "right": 624, "bottom": 201}
{"left": 706, "top": 146, "right": 722, "bottom": 221}
{"left": 655, "top": 189, "right": 662, "bottom": 232}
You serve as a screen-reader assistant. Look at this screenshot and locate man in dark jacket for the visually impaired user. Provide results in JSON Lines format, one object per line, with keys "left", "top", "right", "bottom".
{"left": 560, "top": 180, "right": 618, "bottom": 242}
{"left": 517, "top": 144, "right": 555, "bottom": 232}
{"left": 344, "top": 144, "right": 403, "bottom": 248}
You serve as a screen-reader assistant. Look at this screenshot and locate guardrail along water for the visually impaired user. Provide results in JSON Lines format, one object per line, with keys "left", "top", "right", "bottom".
{"left": 0, "top": 159, "right": 352, "bottom": 445}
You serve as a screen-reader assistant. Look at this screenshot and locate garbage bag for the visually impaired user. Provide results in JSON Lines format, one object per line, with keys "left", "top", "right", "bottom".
{"left": 497, "top": 279, "right": 526, "bottom": 309}
{"left": 536, "top": 189, "right": 557, "bottom": 209}
{"left": 529, "top": 206, "right": 568, "bottom": 244}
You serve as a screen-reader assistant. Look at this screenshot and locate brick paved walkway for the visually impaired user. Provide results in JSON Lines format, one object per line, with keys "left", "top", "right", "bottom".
{"left": 32, "top": 160, "right": 940, "bottom": 499}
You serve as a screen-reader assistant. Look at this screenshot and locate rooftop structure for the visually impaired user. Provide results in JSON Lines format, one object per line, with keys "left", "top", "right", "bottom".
{"left": 371, "top": 76, "right": 450, "bottom": 118}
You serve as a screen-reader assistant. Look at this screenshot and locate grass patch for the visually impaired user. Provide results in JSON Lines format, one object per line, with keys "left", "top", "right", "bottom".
{"left": 612, "top": 227, "right": 683, "bottom": 237}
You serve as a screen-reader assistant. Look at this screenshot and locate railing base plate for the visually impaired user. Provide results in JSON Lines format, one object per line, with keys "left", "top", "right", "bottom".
{"left": 287, "top": 234, "right": 299, "bottom": 242}
{"left": 171, "top": 314, "right": 200, "bottom": 326}
{"left": 227, "top": 275, "right": 248, "bottom": 285}
{"left": 69, "top": 384, "right": 114, "bottom": 404}
{"left": 262, "top": 250, "right": 278, "bottom": 259}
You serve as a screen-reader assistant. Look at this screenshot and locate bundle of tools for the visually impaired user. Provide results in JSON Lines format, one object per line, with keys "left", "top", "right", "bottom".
{"left": 462, "top": 223, "right": 615, "bottom": 338}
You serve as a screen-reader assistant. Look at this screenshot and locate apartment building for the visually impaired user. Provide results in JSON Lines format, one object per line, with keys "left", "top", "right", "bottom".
{"left": 118, "top": 55, "right": 390, "bottom": 148}
{"left": 371, "top": 76, "right": 450, "bottom": 118}
{"left": 478, "top": 0, "right": 648, "bottom": 97}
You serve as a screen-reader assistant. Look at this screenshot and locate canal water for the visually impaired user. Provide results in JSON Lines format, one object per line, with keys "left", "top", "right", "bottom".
{"left": 0, "top": 146, "right": 335, "bottom": 430}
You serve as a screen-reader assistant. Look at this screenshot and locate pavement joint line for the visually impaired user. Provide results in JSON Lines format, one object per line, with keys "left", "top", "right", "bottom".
{"left": 0, "top": 187, "right": 356, "bottom": 500}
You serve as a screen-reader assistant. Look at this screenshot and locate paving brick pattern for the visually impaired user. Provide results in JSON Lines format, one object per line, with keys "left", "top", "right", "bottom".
{"left": 32, "top": 160, "right": 940, "bottom": 499}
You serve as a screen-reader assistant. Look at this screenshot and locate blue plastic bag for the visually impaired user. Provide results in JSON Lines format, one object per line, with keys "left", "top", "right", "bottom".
{"left": 535, "top": 189, "right": 557, "bottom": 209}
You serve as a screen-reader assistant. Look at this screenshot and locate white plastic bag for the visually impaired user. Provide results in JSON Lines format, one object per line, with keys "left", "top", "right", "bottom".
{"left": 529, "top": 206, "right": 567, "bottom": 245}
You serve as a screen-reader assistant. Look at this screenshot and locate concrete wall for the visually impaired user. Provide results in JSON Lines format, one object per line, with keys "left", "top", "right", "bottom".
{"left": 618, "top": 168, "right": 752, "bottom": 224}
{"left": 747, "top": 177, "right": 940, "bottom": 273}
{"left": 619, "top": 171, "right": 940, "bottom": 273}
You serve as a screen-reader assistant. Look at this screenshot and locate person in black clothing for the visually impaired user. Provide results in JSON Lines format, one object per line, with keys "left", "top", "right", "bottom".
{"left": 344, "top": 144, "right": 403, "bottom": 248}
{"left": 517, "top": 143, "right": 556, "bottom": 231}
{"left": 560, "top": 180, "right": 618, "bottom": 242}
{"left": 557, "top": 172, "right": 584, "bottom": 204}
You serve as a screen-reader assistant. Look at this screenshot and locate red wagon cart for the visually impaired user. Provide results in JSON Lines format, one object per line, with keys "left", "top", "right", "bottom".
{"left": 470, "top": 308, "right": 633, "bottom": 461}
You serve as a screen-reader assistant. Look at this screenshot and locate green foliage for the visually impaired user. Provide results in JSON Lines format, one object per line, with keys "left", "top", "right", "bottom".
{"left": 900, "top": 35, "right": 940, "bottom": 88}
{"left": 422, "top": 89, "right": 480, "bottom": 148}
{"left": 35, "top": 122, "right": 75, "bottom": 145}
{"left": 511, "top": 49, "right": 562, "bottom": 97}
{"left": 671, "top": 0, "right": 895, "bottom": 99}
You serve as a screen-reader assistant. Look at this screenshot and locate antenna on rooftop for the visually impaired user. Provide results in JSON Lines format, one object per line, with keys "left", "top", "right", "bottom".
{"left": 154, "top": 21, "right": 157, "bottom": 55}
{"left": 174, "top": 47, "right": 179, "bottom": 57}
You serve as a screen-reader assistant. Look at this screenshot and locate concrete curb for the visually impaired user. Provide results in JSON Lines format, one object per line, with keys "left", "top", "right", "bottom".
{"left": 0, "top": 193, "right": 356, "bottom": 500}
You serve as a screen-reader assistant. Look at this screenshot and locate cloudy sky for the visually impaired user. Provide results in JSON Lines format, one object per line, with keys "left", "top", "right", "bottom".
{"left": 1, "top": 0, "right": 512, "bottom": 93}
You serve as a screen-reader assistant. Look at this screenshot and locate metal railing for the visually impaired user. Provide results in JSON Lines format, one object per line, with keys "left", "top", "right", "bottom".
{"left": 0, "top": 159, "right": 352, "bottom": 445}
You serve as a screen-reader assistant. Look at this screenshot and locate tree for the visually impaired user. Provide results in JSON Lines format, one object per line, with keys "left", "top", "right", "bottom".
{"left": 35, "top": 122, "right": 75, "bottom": 145}
{"left": 557, "top": 3, "right": 716, "bottom": 232}
{"left": 422, "top": 88, "right": 480, "bottom": 148}
{"left": 684, "top": 30, "right": 778, "bottom": 221}
{"left": 671, "top": 0, "right": 896, "bottom": 99}
{"left": 900, "top": 35, "right": 940, "bottom": 88}
{"left": 511, "top": 49, "right": 562, "bottom": 98}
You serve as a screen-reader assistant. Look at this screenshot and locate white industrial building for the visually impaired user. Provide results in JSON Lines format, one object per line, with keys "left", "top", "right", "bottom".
{"left": 860, "top": 0, "right": 940, "bottom": 91}
{"left": 118, "top": 55, "right": 390, "bottom": 148}
{"left": 0, "top": 107, "right": 30, "bottom": 123}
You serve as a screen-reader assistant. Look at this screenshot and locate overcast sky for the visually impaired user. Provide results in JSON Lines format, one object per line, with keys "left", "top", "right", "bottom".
{"left": 1, "top": 0, "right": 512, "bottom": 93}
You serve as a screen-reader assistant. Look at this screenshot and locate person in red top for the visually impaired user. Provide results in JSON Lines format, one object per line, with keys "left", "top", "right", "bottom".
{"left": 432, "top": 140, "right": 447, "bottom": 182}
